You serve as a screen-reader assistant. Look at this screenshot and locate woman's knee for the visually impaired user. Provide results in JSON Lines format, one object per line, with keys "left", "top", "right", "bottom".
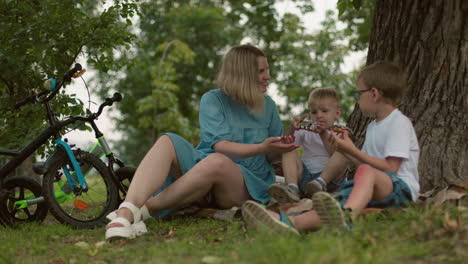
{"left": 155, "top": 134, "right": 172, "bottom": 146}
{"left": 202, "top": 153, "right": 233, "bottom": 173}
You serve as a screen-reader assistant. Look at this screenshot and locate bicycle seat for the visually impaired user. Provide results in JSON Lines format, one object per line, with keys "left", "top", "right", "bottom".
{"left": 0, "top": 148, "right": 18, "bottom": 156}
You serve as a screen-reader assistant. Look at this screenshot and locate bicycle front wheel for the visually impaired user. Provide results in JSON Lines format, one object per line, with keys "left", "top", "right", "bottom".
{"left": 42, "top": 150, "right": 118, "bottom": 228}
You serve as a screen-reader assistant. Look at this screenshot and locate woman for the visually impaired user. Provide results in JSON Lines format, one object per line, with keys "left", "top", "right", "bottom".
{"left": 105, "top": 44, "right": 299, "bottom": 240}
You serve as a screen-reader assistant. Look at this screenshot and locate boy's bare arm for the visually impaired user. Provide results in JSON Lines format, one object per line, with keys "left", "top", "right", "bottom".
{"left": 330, "top": 133, "right": 403, "bottom": 173}
{"left": 341, "top": 152, "right": 361, "bottom": 165}
{"left": 343, "top": 147, "right": 403, "bottom": 174}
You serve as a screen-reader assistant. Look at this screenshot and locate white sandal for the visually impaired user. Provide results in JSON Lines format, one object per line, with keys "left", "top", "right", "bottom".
{"left": 106, "top": 204, "right": 151, "bottom": 221}
{"left": 105, "top": 202, "right": 148, "bottom": 240}
{"left": 106, "top": 204, "right": 150, "bottom": 237}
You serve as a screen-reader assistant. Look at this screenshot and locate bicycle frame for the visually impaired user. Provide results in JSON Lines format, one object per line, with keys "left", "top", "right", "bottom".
{"left": 86, "top": 120, "right": 129, "bottom": 197}
{"left": 0, "top": 127, "right": 77, "bottom": 179}
{"left": 0, "top": 130, "right": 86, "bottom": 211}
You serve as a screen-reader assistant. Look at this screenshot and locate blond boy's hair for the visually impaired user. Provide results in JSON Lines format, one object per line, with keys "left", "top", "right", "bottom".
{"left": 307, "top": 87, "right": 340, "bottom": 109}
{"left": 358, "top": 61, "right": 406, "bottom": 104}
{"left": 216, "top": 44, "right": 265, "bottom": 113}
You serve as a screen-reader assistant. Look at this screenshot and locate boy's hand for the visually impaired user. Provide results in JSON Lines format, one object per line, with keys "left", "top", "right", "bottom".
{"left": 285, "top": 114, "right": 307, "bottom": 136}
{"left": 328, "top": 125, "right": 354, "bottom": 140}
{"left": 292, "top": 114, "right": 308, "bottom": 128}
{"left": 328, "top": 131, "right": 357, "bottom": 154}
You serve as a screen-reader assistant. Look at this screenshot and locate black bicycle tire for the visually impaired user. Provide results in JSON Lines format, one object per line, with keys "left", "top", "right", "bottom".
{"left": 42, "top": 150, "right": 118, "bottom": 229}
{"left": 0, "top": 176, "right": 49, "bottom": 226}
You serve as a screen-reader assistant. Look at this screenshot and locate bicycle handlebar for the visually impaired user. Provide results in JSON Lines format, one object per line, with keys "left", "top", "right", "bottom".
{"left": 58, "top": 92, "right": 122, "bottom": 128}
{"left": 15, "top": 63, "right": 83, "bottom": 109}
{"left": 63, "top": 63, "right": 82, "bottom": 81}
{"left": 15, "top": 90, "right": 49, "bottom": 109}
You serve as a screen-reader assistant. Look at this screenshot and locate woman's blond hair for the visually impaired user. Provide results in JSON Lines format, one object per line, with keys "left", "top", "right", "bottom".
{"left": 216, "top": 44, "right": 266, "bottom": 113}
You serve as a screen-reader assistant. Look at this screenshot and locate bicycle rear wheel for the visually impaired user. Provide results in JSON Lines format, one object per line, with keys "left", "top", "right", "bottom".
{"left": 42, "top": 150, "right": 118, "bottom": 229}
{"left": 0, "top": 176, "right": 49, "bottom": 226}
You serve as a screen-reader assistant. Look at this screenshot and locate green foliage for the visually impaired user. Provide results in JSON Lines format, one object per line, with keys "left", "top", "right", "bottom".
{"left": 137, "top": 41, "right": 199, "bottom": 141}
{"left": 274, "top": 10, "right": 357, "bottom": 123}
{"left": 337, "top": 0, "right": 375, "bottom": 51}
{"left": 0, "top": 0, "right": 138, "bottom": 151}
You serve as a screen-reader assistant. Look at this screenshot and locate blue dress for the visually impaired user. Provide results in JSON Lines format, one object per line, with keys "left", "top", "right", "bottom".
{"left": 161, "top": 89, "right": 283, "bottom": 204}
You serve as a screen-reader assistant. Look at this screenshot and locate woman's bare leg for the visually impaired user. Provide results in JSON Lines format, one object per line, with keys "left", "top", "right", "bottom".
{"left": 107, "top": 135, "right": 181, "bottom": 225}
{"left": 264, "top": 209, "right": 321, "bottom": 232}
{"left": 146, "top": 153, "right": 251, "bottom": 211}
{"left": 110, "top": 150, "right": 251, "bottom": 226}
{"left": 290, "top": 210, "right": 321, "bottom": 231}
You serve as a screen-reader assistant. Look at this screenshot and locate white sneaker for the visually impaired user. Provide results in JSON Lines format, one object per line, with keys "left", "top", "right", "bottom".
{"left": 306, "top": 180, "right": 326, "bottom": 197}
{"left": 268, "top": 183, "right": 300, "bottom": 203}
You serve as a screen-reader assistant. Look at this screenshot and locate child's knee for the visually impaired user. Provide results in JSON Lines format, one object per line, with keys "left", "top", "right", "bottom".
{"left": 354, "top": 164, "right": 373, "bottom": 180}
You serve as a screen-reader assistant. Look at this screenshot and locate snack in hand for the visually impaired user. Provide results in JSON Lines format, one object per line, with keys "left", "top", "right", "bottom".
{"left": 328, "top": 124, "right": 354, "bottom": 139}
{"left": 296, "top": 119, "right": 320, "bottom": 131}
{"left": 280, "top": 135, "right": 296, "bottom": 144}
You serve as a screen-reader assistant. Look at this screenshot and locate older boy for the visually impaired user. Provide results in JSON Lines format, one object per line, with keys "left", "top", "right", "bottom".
{"left": 243, "top": 61, "right": 420, "bottom": 233}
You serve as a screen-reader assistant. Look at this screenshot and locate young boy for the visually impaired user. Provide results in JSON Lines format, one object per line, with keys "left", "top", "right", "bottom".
{"left": 268, "top": 87, "right": 348, "bottom": 203}
{"left": 243, "top": 61, "right": 420, "bottom": 234}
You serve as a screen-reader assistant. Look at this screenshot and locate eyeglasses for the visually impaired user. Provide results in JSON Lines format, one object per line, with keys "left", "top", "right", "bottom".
{"left": 352, "top": 88, "right": 372, "bottom": 100}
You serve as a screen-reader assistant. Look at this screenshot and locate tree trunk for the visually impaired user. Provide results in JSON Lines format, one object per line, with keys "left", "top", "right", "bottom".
{"left": 348, "top": 0, "right": 468, "bottom": 191}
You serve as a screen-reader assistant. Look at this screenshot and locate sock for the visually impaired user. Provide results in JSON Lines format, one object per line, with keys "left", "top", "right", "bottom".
{"left": 314, "top": 177, "right": 327, "bottom": 191}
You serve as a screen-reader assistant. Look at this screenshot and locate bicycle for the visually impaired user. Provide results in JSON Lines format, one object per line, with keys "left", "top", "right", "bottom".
{"left": 0, "top": 63, "right": 128, "bottom": 228}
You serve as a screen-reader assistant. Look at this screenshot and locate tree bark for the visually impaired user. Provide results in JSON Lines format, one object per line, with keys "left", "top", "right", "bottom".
{"left": 348, "top": 0, "right": 468, "bottom": 191}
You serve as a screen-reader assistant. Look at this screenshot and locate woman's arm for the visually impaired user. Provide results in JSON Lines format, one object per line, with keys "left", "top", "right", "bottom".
{"left": 213, "top": 137, "right": 299, "bottom": 160}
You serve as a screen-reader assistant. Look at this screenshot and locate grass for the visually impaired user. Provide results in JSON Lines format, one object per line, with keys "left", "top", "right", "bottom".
{"left": 0, "top": 201, "right": 466, "bottom": 264}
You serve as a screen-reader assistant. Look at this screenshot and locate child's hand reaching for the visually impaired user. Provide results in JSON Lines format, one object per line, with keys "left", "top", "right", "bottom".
{"left": 326, "top": 130, "right": 357, "bottom": 154}
{"left": 292, "top": 114, "right": 308, "bottom": 128}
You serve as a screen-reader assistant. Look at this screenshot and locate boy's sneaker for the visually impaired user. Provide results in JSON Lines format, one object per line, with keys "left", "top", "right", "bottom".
{"left": 312, "top": 192, "right": 352, "bottom": 230}
{"left": 306, "top": 178, "right": 326, "bottom": 197}
{"left": 268, "top": 183, "right": 300, "bottom": 204}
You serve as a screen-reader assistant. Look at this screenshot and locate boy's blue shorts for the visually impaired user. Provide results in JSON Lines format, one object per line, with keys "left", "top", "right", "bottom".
{"left": 298, "top": 162, "right": 345, "bottom": 194}
{"left": 332, "top": 171, "right": 412, "bottom": 208}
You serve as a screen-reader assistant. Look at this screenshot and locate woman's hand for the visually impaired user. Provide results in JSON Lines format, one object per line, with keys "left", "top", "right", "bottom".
{"left": 262, "top": 136, "right": 300, "bottom": 154}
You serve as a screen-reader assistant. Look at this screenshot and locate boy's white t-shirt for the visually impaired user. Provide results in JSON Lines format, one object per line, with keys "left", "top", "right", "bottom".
{"left": 293, "top": 129, "right": 329, "bottom": 174}
{"left": 361, "top": 109, "right": 420, "bottom": 201}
